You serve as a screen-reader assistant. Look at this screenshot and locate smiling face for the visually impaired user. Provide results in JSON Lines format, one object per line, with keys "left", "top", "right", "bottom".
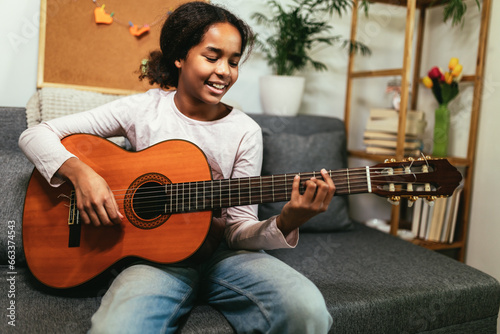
{"left": 174, "top": 22, "right": 242, "bottom": 120}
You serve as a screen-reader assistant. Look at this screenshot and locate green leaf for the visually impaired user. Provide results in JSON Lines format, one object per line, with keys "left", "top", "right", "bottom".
{"left": 440, "top": 82, "right": 459, "bottom": 105}
{"left": 442, "top": 0, "right": 481, "bottom": 27}
{"left": 252, "top": 0, "right": 371, "bottom": 76}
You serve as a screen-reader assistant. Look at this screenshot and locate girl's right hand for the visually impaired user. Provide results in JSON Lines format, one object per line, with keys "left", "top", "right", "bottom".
{"left": 57, "top": 157, "right": 123, "bottom": 227}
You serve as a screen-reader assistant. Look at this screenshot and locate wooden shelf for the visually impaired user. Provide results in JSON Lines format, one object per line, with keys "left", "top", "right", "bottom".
{"left": 344, "top": 0, "right": 492, "bottom": 262}
{"left": 350, "top": 69, "right": 403, "bottom": 78}
{"left": 368, "top": 0, "right": 449, "bottom": 8}
{"left": 411, "top": 239, "right": 464, "bottom": 251}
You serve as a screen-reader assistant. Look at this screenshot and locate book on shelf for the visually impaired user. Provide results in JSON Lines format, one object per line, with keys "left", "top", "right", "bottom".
{"left": 418, "top": 199, "right": 430, "bottom": 239}
{"left": 365, "top": 146, "right": 422, "bottom": 157}
{"left": 365, "top": 109, "right": 427, "bottom": 136}
{"left": 411, "top": 193, "right": 423, "bottom": 237}
{"left": 411, "top": 182, "right": 464, "bottom": 244}
{"left": 440, "top": 196, "right": 455, "bottom": 243}
{"left": 363, "top": 138, "right": 422, "bottom": 149}
{"left": 446, "top": 183, "right": 464, "bottom": 243}
{"left": 369, "top": 108, "right": 426, "bottom": 120}
{"left": 428, "top": 198, "right": 447, "bottom": 242}
{"left": 363, "top": 131, "right": 419, "bottom": 141}
{"left": 364, "top": 108, "right": 426, "bottom": 156}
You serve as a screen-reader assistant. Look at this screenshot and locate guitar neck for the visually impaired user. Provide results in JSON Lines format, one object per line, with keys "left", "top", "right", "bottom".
{"left": 164, "top": 168, "right": 369, "bottom": 214}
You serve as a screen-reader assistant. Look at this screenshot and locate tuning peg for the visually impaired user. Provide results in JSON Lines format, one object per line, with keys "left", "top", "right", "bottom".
{"left": 387, "top": 195, "right": 400, "bottom": 206}
{"left": 384, "top": 158, "right": 397, "bottom": 163}
{"left": 407, "top": 196, "right": 419, "bottom": 207}
{"left": 425, "top": 196, "right": 437, "bottom": 206}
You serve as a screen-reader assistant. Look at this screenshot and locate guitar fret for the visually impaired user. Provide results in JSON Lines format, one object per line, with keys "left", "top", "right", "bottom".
{"left": 238, "top": 178, "right": 241, "bottom": 206}
{"left": 166, "top": 185, "right": 170, "bottom": 213}
{"left": 270, "top": 177, "right": 274, "bottom": 202}
{"left": 260, "top": 177, "right": 263, "bottom": 204}
{"left": 347, "top": 169, "right": 351, "bottom": 194}
{"left": 170, "top": 185, "right": 173, "bottom": 213}
{"left": 219, "top": 179, "right": 222, "bottom": 208}
{"left": 194, "top": 182, "right": 196, "bottom": 210}
{"left": 227, "top": 179, "right": 231, "bottom": 206}
{"left": 188, "top": 183, "right": 191, "bottom": 211}
{"left": 285, "top": 174, "right": 288, "bottom": 201}
{"left": 176, "top": 183, "right": 179, "bottom": 213}
{"left": 366, "top": 166, "right": 372, "bottom": 193}
{"left": 248, "top": 177, "right": 251, "bottom": 206}
{"left": 194, "top": 184, "right": 196, "bottom": 210}
{"left": 182, "top": 183, "right": 185, "bottom": 211}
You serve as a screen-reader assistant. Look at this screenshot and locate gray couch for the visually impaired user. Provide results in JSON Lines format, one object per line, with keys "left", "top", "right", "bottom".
{"left": 1, "top": 106, "right": 499, "bottom": 333}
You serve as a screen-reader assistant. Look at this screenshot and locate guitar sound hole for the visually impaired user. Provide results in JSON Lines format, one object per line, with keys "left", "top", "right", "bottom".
{"left": 133, "top": 181, "right": 167, "bottom": 220}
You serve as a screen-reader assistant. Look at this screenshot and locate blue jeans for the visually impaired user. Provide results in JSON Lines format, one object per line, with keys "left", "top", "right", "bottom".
{"left": 89, "top": 244, "right": 332, "bottom": 333}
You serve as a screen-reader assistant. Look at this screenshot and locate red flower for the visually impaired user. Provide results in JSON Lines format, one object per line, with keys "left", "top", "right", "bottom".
{"left": 428, "top": 67, "right": 444, "bottom": 81}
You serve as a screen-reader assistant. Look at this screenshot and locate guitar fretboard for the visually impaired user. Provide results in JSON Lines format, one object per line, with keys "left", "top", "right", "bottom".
{"left": 163, "top": 170, "right": 371, "bottom": 214}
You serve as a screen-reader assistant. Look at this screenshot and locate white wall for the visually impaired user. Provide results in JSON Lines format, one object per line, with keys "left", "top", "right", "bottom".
{"left": 465, "top": 0, "right": 500, "bottom": 320}
{"left": 2, "top": 0, "right": 500, "bottom": 312}
{"left": 0, "top": 1, "right": 40, "bottom": 108}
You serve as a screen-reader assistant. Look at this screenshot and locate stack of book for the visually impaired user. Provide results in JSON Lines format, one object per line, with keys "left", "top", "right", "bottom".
{"left": 411, "top": 183, "right": 464, "bottom": 243}
{"left": 364, "top": 109, "right": 426, "bottom": 156}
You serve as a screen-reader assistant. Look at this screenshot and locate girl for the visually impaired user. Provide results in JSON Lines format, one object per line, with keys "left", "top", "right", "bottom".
{"left": 20, "top": 2, "right": 335, "bottom": 333}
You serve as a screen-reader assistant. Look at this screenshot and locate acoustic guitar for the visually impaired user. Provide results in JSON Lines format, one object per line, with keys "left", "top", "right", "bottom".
{"left": 23, "top": 134, "right": 462, "bottom": 288}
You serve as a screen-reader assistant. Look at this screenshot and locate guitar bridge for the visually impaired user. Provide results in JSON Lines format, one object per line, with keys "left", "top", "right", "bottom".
{"left": 68, "top": 191, "right": 81, "bottom": 247}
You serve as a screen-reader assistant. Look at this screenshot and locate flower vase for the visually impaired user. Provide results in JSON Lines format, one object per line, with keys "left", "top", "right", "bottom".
{"left": 433, "top": 104, "right": 450, "bottom": 157}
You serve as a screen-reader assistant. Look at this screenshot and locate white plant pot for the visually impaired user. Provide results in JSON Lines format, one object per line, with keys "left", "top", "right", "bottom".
{"left": 259, "top": 75, "right": 305, "bottom": 116}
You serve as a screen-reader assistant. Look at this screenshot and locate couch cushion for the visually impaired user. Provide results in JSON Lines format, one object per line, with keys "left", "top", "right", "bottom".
{"left": 25, "top": 88, "right": 127, "bottom": 146}
{"left": 0, "top": 107, "right": 27, "bottom": 151}
{"left": 4, "top": 224, "right": 499, "bottom": 334}
{"left": 267, "top": 223, "right": 500, "bottom": 333}
{"left": 250, "top": 115, "right": 351, "bottom": 232}
{"left": 26, "top": 87, "right": 122, "bottom": 127}
{"left": 0, "top": 265, "right": 234, "bottom": 334}
{"left": 0, "top": 150, "right": 33, "bottom": 265}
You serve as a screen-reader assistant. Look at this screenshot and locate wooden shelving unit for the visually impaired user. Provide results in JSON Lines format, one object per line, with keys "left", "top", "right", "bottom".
{"left": 344, "top": 0, "right": 492, "bottom": 261}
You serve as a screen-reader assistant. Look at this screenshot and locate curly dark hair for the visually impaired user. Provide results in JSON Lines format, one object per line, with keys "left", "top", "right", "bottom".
{"left": 139, "top": 1, "right": 254, "bottom": 89}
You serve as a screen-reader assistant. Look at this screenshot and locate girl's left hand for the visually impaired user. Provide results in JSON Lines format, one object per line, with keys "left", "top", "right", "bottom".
{"left": 276, "top": 169, "right": 336, "bottom": 237}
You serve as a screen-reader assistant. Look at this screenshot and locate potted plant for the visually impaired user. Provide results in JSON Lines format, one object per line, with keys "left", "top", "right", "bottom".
{"left": 442, "top": 0, "right": 480, "bottom": 27}
{"left": 252, "top": 0, "right": 370, "bottom": 115}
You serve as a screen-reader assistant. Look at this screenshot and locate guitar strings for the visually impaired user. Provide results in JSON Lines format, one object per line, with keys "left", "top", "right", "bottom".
{"left": 110, "top": 176, "right": 421, "bottom": 204}
{"left": 109, "top": 178, "right": 431, "bottom": 216}
{"left": 108, "top": 166, "right": 427, "bottom": 198}
{"left": 108, "top": 172, "right": 426, "bottom": 204}
{"left": 64, "top": 165, "right": 432, "bottom": 215}
{"left": 108, "top": 178, "right": 431, "bottom": 215}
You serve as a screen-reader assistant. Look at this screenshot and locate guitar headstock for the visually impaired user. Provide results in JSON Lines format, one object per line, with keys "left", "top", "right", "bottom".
{"left": 370, "top": 157, "right": 463, "bottom": 205}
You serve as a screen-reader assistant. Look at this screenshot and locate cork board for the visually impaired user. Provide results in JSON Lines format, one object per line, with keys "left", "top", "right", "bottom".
{"left": 38, "top": 0, "right": 195, "bottom": 94}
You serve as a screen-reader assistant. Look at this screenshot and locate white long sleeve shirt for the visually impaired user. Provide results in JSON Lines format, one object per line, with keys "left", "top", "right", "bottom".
{"left": 19, "top": 89, "right": 298, "bottom": 250}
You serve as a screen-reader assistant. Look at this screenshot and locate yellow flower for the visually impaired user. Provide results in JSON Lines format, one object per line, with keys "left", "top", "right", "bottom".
{"left": 448, "top": 57, "right": 459, "bottom": 70}
{"left": 451, "top": 63, "right": 463, "bottom": 77}
{"left": 444, "top": 72, "right": 453, "bottom": 84}
{"left": 422, "top": 76, "right": 433, "bottom": 88}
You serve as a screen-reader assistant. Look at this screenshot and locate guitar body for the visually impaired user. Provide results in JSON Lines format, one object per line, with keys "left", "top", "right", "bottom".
{"left": 23, "top": 134, "right": 213, "bottom": 289}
